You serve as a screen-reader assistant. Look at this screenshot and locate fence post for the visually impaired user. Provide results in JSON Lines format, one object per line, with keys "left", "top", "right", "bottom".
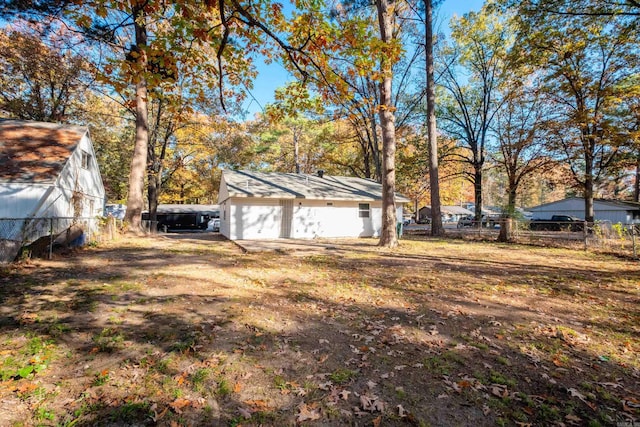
{"left": 583, "top": 221, "right": 588, "bottom": 251}
{"left": 633, "top": 224, "right": 637, "bottom": 259}
{"left": 48, "top": 218, "right": 53, "bottom": 260}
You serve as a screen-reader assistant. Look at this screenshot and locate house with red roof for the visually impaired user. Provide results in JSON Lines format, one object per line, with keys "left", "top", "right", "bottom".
{"left": 0, "top": 119, "right": 106, "bottom": 260}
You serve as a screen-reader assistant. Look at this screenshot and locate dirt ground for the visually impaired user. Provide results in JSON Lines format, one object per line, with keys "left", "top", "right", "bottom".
{"left": 0, "top": 233, "right": 638, "bottom": 426}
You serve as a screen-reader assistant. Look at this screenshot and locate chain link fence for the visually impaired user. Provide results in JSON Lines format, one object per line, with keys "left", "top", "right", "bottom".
{"left": 451, "top": 219, "right": 639, "bottom": 259}
{"left": 0, "top": 216, "right": 121, "bottom": 263}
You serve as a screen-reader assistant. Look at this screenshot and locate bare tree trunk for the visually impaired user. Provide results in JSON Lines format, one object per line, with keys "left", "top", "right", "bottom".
{"left": 425, "top": 0, "right": 443, "bottom": 237}
{"left": 584, "top": 145, "right": 595, "bottom": 222}
{"left": 293, "top": 126, "right": 300, "bottom": 174}
{"left": 474, "top": 168, "right": 483, "bottom": 227}
{"left": 498, "top": 186, "right": 517, "bottom": 242}
{"left": 584, "top": 173, "right": 594, "bottom": 222}
{"left": 375, "top": 0, "right": 398, "bottom": 248}
{"left": 634, "top": 157, "right": 639, "bottom": 203}
{"left": 368, "top": 112, "right": 382, "bottom": 182}
{"left": 124, "top": 5, "right": 148, "bottom": 232}
{"left": 147, "top": 171, "right": 160, "bottom": 232}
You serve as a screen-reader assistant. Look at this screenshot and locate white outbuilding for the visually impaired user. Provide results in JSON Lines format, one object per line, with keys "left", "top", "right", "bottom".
{"left": 528, "top": 197, "right": 640, "bottom": 224}
{"left": 218, "top": 169, "right": 409, "bottom": 240}
{"left": 0, "top": 120, "right": 106, "bottom": 260}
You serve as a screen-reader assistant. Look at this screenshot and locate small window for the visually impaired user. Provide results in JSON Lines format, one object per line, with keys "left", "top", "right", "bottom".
{"left": 358, "top": 203, "right": 370, "bottom": 218}
{"left": 327, "top": 202, "right": 333, "bottom": 206}
{"left": 81, "top": 151, "right": 91, "bottom": 169}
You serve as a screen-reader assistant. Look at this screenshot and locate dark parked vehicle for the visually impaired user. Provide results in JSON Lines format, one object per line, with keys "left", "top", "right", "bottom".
{"left": 529, "top": 215, "right": 585, "bottom": 232}
{"left": 457, "top": 215, "right": 500, "bottom": 228}
{"left": 142, "top": 204, "right": 219, "bottom": 231}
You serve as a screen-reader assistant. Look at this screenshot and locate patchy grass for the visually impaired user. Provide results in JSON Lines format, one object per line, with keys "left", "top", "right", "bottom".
{"left": 0, "top": 233, "right": 638, "bottom": 426}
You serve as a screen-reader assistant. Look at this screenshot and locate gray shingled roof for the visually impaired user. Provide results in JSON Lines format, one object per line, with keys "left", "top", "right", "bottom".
{"left": 221, "top": 170, "right": 410, "bottom": 203}
{"left": 0, "top": 119, "right": 87, "bottom": 183}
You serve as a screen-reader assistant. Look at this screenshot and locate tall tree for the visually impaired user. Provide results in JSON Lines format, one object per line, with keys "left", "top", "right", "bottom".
{"left": 0, "top": 27, "right": 89, "bottom": 122}
{"left": 424, "top": 0, "right": 443, "bottom": 236}
{"left": 502, "top": 0, "right": 640, "bottom": 17}
{"left": 510, "top": 5, "right": 639, "bottom": 221}
{"left": 491, "top": 82, "right": 555, "bottom": 240}
{"left": 438, "top": 7, "right": 509, "bottom": 225}
{"left": 375, "top": 0, "right": 402, "bottom": 247}
{"left": 123, "top": 1, "right": 149, "bottom": 230}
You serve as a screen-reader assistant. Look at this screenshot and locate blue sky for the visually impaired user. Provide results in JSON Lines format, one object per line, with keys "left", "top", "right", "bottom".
{"left": 242, "top": 0, "right": 486, "bottom": 116}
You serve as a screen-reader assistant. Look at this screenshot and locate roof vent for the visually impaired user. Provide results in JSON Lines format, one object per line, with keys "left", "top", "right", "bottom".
{"left": 317, "top": 169, "right": 325, "bottom": 178}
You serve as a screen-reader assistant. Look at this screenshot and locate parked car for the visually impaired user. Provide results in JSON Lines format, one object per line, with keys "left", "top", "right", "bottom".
{"left": 457, "top": 215, "right": 475, "bottom": 228}
{"left": 529, "top": 215, "right": 585, "bottom": 232}
{"left": 208, "top": 218, "right": 220, "bottom": 232}
{"left": 105, "top": 204, "right": 126, "bottom": 220}
{"left": 457, "top": 215, "right": 500, "bottom": 228}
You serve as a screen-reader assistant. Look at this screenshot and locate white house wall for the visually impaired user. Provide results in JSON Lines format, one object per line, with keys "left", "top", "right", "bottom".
{"left": 0, "top": 183, "right": 48, "bottom": 218}
{"left": 53, "top": 134, "right": 105, "bottom": 218}
{"left": 0, "top": 133, "right": 106, "bottom": 246}
{"left": 221, "top": 197, "right": 404, "bottom": 240}
{"left": 229, "top": 198, "right": 282, "bottom": 240}
{"left": 291, "top": 200, "right": 378, "bottom": 238}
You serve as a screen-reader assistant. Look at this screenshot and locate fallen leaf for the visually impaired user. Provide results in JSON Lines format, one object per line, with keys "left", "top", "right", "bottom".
{"left": 297, "top": 403, "right": 321, "bottom": 422}
{"left": 367, "top": 380, "right": 377, "bottom": 389}
{"left": 567, "top": 388, "right": 586, "bottom": 400}
{"left": 491, "top": 384, "right": 508, "bottom": 398}
{"left": 622, "top": 397, "right": 640, "bottom": 413}
{"left": 238, "top": 407, "right": 252, "bottom": 419}
{"left": 397, "top": 404, "right": 407, "bottom": 417}
{"left": 372, "top": 415, "right": 382, "bottom": 427}
{"left": 233, "top": 382, "right": 242, "bottom": 393}
{"left": 243, "top": 399, "right": 270, "bottom": 411}
{"left": 565, "top": 414, "right": 582, "bottom": 424}
{"left": 482, "top": 403, "right": 491, "bottom": 416}
{"left": 339, "top": 390, "right": 351, "bottom": 400}
{"left": 17, "top": 382, "right": 37, "bottom": 394}
{"left": 169, "top": 398, "right": 191, "bottom": 414}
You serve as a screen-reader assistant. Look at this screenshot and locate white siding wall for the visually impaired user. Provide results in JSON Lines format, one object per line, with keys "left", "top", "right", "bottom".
{"left": 291, "top": 200, "right": 376, "bottom": 238}
{"left": 54, "top": 134, "right": 105, "bottom": 218}
{"left": 220, "top": 201, "right": 230, "bottom": 238}
{"left": 229, "top": 198, "right": 282, "bottom": 240}
{"left": 0, "top": 184, "right": 48, "bottom": 218}
{"left": 0, "top": 134, "right": 105, "bottom": 220}
{"left": 221, "top": 197, "right": 406, "bottom": 240}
